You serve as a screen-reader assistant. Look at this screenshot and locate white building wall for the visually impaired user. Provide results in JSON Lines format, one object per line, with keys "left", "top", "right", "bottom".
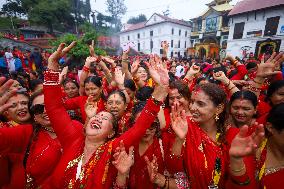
{"left": 227, "top": 7, "right": 284, "bottom": 58}
{"left": 119, "top": 22, "right": 191, "bottom": 57}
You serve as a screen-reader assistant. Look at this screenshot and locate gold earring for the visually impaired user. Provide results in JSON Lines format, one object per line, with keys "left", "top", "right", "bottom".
{"left": 215, "top": 114, "right": 219, "bottom": 122}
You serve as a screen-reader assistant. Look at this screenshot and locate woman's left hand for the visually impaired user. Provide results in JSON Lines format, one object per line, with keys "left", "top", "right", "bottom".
{"left": 114, "top": 68, "right": 125, "bottom": 86}
{"left": 145, "top": 155, "right": 159, "bottom": 183}
{"left": 112, "top": 141, "right": 134, "bottom": 175}
{"left": 84, "top": 96, "right": 97, "bottom": 118}
{"left": 229, "top": 123, "right": 265, "bottom": 158}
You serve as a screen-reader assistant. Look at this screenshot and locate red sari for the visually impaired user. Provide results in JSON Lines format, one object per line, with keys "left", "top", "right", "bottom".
{"left": 44, "top": 84, "right": 160, "bottom": 189}
{"left": 0, "top": 125, "right": 62, "bottom": 188}
{"left": 183, "top": 118, "right": 254, "bottom": 189}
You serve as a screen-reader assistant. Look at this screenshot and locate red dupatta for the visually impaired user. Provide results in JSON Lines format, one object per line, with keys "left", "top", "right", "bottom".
{"left": 184, "top": 118, "right": 230, "bottom": 189}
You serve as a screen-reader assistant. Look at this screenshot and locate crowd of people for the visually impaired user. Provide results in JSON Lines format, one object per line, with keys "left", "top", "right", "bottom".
{"left": 0, "top": 40, "right": 283, "bottom": 189}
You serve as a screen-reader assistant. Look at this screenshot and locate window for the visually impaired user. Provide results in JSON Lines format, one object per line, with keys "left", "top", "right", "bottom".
{"left": 178, "top": 40, "right": 180, "bottom": 48}
{"left": 184, "top": 41, "right": 187, "bottom": 48}
{"left": 179, "top": 30, "right": 181, "bottom": 36}
{"left": 197, "top": 20, "right": 202, "bottom": 31}
{"left": 185, "top": 31, "right": 187, "bottom": 37}
{"left": 138, "top": 43, "right": 140, "bottom": 51}
{"left": 127, "top": 36, "right": 130, "bottom": 40}
{"left": 233, "top": 22, "right": 245, "bottom": 39}
{"left": 171, "top": 51, "right": 173, "bottom": 57}
{"left": 150, "top": 30, "right": 153, "bottom": 37}
{"left": 150, "top": 40, "right": 153, "bottom": 49}
{"left": 264, "top": 16, "right": 280, "bottom": 36}
{"left": 171, "top": 40, "right": 174, "bottom": 48}
{"left": 137, "top": 33, "right": 140, "bottom": 39}
{"left": 172, "top": 28, "right": 174, "bottom": 35}
{"left": 160, "top": 49, "right": 163, "bottom": 54}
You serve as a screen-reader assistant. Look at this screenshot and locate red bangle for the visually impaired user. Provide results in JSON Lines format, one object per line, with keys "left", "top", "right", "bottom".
{"left": 183, "top": 78, "right": 190, "bottom": 85}
{"left": 44, "top": 70, "right": 60, "bottom": 85}
{"left": 83, "top": 66, "right": 90, "bottom": 72}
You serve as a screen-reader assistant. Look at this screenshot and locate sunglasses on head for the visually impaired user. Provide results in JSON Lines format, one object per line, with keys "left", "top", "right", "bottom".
{"left": 30, "top": 104, "right": 45, "bottom": 115}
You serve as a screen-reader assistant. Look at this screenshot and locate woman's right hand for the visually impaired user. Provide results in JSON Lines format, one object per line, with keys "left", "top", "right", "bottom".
{"left": 0, "top": 77, "right": 16, "bottom": 114}
{"left": 213, "top": 71, "right": 229, "bottom": 84}
{"left": 131, "top": 58, "right": 140, "bottom": 75}
{"left": 48, "top": 42, "right": 76, "bottom": 71}
{"left": 171, "top": 102, "right": 188, "bottom": 140}
{"left": 85, "top": 56, "right": 97, "bottom": 67}
{"left": 256, "top": 52, "right": 284, "bottom": 78}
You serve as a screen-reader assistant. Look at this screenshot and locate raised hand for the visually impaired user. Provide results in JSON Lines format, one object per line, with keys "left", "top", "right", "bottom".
{"left": 131, "top": 58, "right": 140, "bottom": 75}
{"left": 256, "top": 52, "right": 284, "bottom": 78}
{"left": 102, "top": 56, "right": 116, "bottom": 68}
{"left": 114, "top": 68, "right": 125, "bottom": 86}
{"left": 161, "top": 41, "right": 169, "bottom": 52}
{"left": 85, "top": 56, "right": 97, "bottom": 67}
{"left": 48, "top": 41, "right": 77, "bottom": 71}
{"left": 0, "top": 77, "right": 16, "bottom": 114}
{"left": 145, "top": 54, "right": 169, "bottom": 87}
{"left": 112, "top": 141, "right": 134, "bottom": 175}
{"left": 213, "top": 71, "right": 229, "bottom": 84}
{"left": 229, "top": 123, "right": 265, "bottom": 158}
{"left": 89, "top": 40, "right": 95, "bottom": 57}
{"left": 84, "top": 96, "right": 97, "bottom": 118}
{"left": 145, "top": 155, "right": 159, "bottom": 183}
{"left": 171, "top": 102, "right": 188, "bottom": 140}
{"left": 186, "top": 64, "right": 200, "bottom": 77}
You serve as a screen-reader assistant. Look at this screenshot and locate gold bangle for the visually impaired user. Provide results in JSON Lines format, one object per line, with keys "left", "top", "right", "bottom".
{"left": 230, "top": 164, "right": 245, "bottom": 173}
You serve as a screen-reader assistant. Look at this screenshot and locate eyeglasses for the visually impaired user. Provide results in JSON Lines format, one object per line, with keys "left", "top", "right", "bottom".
{"left": 30, "top": 104, "right": 45, "bottom": 115}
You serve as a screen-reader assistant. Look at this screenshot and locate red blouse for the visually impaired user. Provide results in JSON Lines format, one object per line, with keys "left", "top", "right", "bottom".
{"left": 0, "top": 125, "right": 62, "bottom": 188}
{"left": 63, "top": 95, "right": 105, "bottom": 123}
{"left": 44, "top": 84, "right": 160, "bottom": 189}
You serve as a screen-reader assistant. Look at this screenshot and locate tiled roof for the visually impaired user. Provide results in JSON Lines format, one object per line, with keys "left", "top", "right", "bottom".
{"left": 120, "top": 13, "right": 191, "bottom": 33}
{"left": 229, "top": 0, "right": 284, "bottom": 16}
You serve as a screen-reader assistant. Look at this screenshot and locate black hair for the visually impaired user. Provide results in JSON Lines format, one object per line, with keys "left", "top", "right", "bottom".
{"left": 124, "top": 79, "right": 136, "bottom": 92}
{"left": 107, "top": 90, "right": 127, "bottom": 104}
{"left": 63, "top": 78, "right": 79, "bottom": 89}
{"left": 246, "top": 62, "right": 257, "bottom": 70}
{"left": 135, "top": 86, "right": 153, "bottom": 102}
{"left": 266, "top": 80, "right": 284, "bottom": 104}
{"left": 229, "top": 90, "right": 258, "bottom": 108}
{"left": 29, "top": 79, "right": 43, "bottom": 92}
{"left": 267, "top": 103, "right": 284, "bottom": 133}
{"left": 84, "top": 76, "right": 102, "bottom": 88}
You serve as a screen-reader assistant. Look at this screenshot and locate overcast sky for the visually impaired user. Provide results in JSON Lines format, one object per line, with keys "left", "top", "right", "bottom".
{"left": 0, "top": 0, "right": 241, "bottom": 22}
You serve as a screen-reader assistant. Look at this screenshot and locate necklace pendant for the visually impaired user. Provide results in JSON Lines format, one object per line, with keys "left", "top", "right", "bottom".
{"left": 208, "top": 185, "right": 219, "bottom": 189}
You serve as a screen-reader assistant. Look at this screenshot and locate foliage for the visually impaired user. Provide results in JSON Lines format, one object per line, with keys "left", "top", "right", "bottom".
{"left": 2, "top": 0, "right": 25, "bottom": 17}
{"left": 51, "top": 31, "right": 106, "bottom": 63}
{"left": 127, "top": 14, "right": 147, "bottom": 24}
{"left": 105, "top": 0, "right": 127, "bottom": 31}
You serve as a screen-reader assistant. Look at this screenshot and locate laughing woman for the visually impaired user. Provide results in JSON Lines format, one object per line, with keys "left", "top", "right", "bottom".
{"left": 43, "top": 42, "right": 169, "bottom": 189}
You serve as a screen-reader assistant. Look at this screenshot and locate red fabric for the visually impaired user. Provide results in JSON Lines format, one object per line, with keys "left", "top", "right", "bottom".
{"left": 183, "top": 118, "right": 254, "bottom": 189}
{"left": 261, "top": 168, "right": 284, "bottom": 189}
{"left": 231, "top": 65, "right": 248, "bottom": 80}
{"left": 63, "top": 95, "right": 105, "bottom": 123}
{"left": 44, "top": 84, "right": 160, "bottom": 189}
{"left": 0, "top": 125, "right": 62, "bottom": 188}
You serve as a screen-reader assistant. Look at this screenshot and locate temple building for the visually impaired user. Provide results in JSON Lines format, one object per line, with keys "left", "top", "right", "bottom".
{"left": 226, "top": 0, "right": 284, "bottom": 59}
{"left": 189, "top": 0, "right": 233, "bottom": 60}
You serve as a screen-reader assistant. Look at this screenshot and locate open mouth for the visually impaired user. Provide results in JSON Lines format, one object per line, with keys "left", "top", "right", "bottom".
{"left": 42, "top": 114, "right": 49, "bottom": 120}
{"left": 17, "top": 111, "right": 27, "bottom": 117}
{"left": 90, "top": 120, "right": 101, "bottom": 129}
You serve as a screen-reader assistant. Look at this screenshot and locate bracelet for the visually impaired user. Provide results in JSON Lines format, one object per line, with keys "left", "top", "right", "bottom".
{"left": 248, "top": 84, "right": 261, "bottom": 92}
{"left": 151, "top": 95, "right": 163, "bottom": 106}
{"left": 229, "top": 85, "right": 237, "bottom": 91}
{"left": 43, "top": 70, "right": 60, "bottom": 85}
{"left": 230, "top": 164, "right": 245, "bottom": 173}
{"left": 82, "top": 66, "right": 90, "bottom": 72}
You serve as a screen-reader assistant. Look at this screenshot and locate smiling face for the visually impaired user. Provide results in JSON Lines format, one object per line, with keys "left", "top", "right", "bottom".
{"left": 32, "top": 94, "right": 50, "bottom": 127}
{"left": 137, "top": 67, "right": 148, "bottom": 81}
{"left": 106, "top": 93, "right": 126, "bottom": 119}
{"left": 64, "top": 81, "right": 79, "bottom": 98}
{"left": 169, "top": 88, "right": 190, "bottom": 111}
{"left": 84, "top": 82, "right": 102, "bottom": 99}
{"left": 230, "top": 99, "right": 256, "bottom": 126}
{"left": 190, "top": 90, "right": 220, "bottom": 124}
{"left": 134, "top": 111, "right": 157, "bottom": 143}
{"left": 5, "top": 94, "right": 31, "bottom": 124}
{"left": 85, "top": 111, "right": 114, "bottom": 140}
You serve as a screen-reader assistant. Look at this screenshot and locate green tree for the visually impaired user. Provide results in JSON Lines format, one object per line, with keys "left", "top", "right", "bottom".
{"left": 2, "top": 0, "right": 26, "bottom": 17}
{"left": 127, "top": 14, "right": 147, "bottom": 24}
{"left": 105, "top": 0, "right": 127, "bottom": 31}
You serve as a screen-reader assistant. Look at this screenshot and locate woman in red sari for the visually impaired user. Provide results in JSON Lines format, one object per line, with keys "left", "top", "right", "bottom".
{"left": 0, "top": 87, "right": 62, "bottom": 188}
{"left": 171, "top": 83, "right": 264, "bottom": 189}
{"left": 44, "top": 42, "right": 169, "bottom": 189}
